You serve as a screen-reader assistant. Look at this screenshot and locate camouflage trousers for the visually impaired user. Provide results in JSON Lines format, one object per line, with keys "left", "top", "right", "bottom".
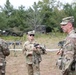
{"left": 26, "top": 64, "right": 40, "bottom": 75}
{"left": 0, "top": 65, "right": 5, "bottom": 75}
{"left": 62, "top": 68, "right": 76, "bottom": 75}
{"left": 62, "top": 70, "right": 76, "bottom": 75}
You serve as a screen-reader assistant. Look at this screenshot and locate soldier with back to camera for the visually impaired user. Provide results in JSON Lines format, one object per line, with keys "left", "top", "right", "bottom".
{"left": 0, "top": 38, "right": 10, "bottom": 75}
{"left": 23, "top": 30, "right": 43, "bottom": 75}
{"left": 57, "top": 16, "right": 76, "bottom": 75}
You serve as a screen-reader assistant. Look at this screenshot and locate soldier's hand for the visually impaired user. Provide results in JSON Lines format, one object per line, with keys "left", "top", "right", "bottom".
{"left": 33, "top": 47, "right": 37, "bottom": 51}
{"left": 36, "top": 45, "right": 41, "bottom": 48}
{"left": 57, "top": 50, "right": 62, "bottom": 55}
{"left": 57, "top": 51, "right": 60, "bottom": 55}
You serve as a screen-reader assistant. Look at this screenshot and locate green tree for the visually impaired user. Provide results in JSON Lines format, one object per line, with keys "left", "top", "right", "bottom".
{"left": 0, "top": 0, "right": 14, "bottom": 29}
{"left": 26, "top": 2, "right": 43, "bottom": 30}
{"left": 0, "top": 12, "right": 7, "bottom": 29}
{"left": 63, "top": 3, "right": 73, "bottom": 16}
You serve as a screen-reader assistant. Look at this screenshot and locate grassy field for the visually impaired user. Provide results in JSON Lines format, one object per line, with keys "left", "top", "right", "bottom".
{"left": 35, "top": 33, "right": 66, "bottom": 49}
{"left": 1, "top": 32, "right": 66, "bottom": 49}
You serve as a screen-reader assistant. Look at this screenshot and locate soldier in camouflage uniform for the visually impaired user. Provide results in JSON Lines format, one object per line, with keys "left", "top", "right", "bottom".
{"left": 0, "top": 38, "right": 10, "bottom": 75}
{"left": 23, "top": 30, "right": 42, "bottom": 75}
{"left": 57, "top": 16, "right": 76, "bottom": 75}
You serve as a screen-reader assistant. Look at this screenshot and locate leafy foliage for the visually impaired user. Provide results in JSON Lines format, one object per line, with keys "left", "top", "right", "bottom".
{"left": 0, "top": 0, "right": 76, "bottom": 33}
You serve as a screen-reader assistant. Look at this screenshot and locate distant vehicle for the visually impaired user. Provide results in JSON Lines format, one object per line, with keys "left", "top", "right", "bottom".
{"left": 35, "top": 25, "right": 46, "bottom": 33}
{"left": 0, "top": 29, "right": 23, "bottom": 37}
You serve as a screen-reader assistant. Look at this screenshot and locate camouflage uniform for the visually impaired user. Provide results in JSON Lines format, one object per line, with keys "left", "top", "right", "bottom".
{"left": 61, "top": 30, "right": 76, "bottom": 75}
{"left": 23, "top": 31, "right": 42, "bottom": 75}
{"left": 59, "top": 16, "right": 76, "bottom": 75}
{"left": 0, "top": 39, "right": 10, "bottom": 75}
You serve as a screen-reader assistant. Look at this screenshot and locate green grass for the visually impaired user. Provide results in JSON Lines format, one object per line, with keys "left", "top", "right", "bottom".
{"left": 1, "top": 36, "right": 24, "bottom": 41}
{"left": 33, "top": 32, "right": 66, "bottom": 49}
{"left": 1, "top": 32, "right": 66, "bottom": 41}
{"left": 0, "top": 32, "right": 67, "bottom": 49}
{"left": 35, "top": 32, "right": 66, "bottom": 39}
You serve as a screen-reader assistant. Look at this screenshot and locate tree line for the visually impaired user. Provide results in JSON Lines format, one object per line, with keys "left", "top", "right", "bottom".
{"left": 0, "top": 0, "right": 76, "bottom": 33}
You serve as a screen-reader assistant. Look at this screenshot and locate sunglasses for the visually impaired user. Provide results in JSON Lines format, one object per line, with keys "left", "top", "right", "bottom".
{"left": 29, "top": 34, "right": 35, "bottom": 36}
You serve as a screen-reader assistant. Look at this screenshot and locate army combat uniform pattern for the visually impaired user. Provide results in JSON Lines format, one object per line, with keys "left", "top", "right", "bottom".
{"left": 62, "top": 30, "right": 76, "bottom": 75}
{"left": 23, "top": 40, "right": 42, "bottom": 75}
{"left": 0, "top": 39, "right": 10, "bottom": 75}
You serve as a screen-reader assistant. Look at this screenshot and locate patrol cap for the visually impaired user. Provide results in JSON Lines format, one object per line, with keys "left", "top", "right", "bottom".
{"left": 27, "top": 30, "right": 35, "bottom": 35}
{"left": 60, "top": 16, "right": 74, "bottom": 25}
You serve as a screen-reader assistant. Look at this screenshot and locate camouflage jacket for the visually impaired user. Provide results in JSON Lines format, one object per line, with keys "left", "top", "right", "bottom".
{"left": 0, "top": 38, "right": 10, "bottom": 66}
{"left": 62, "top": 30, "right": 76, "bottom": 70}
{"left": 23, "top": 40, "right": 42, "bottom": 64}
{"left": 0, "top": 39, "right": 10, "bottom": 58}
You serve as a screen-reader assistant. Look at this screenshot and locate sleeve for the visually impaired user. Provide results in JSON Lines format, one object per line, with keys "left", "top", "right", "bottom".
{"left": 71, "top": 38, "right": 76, "bottom": 58}
{"left": 22, "top": 42, "right": 27, "bottom": 55}
{"left": 64, "top": 37, "right": 75, "bottom": 51}
{"left": 1, "top": 40, "right": 10, "bottom": 56}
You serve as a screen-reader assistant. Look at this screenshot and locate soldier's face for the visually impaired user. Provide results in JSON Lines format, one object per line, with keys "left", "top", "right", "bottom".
{"left": 28, "top": 34, "right": 34, "bottom": 41}
{"left": 61, "top": 24, "right": 68, "bottom": 33}
{"left": 61, "top": 22, "right": 72, "bottom": 33}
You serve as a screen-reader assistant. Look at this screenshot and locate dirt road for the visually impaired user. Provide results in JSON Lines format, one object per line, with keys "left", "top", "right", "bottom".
{"left": 6, "top": 51, "right": 62, "bottom": 75}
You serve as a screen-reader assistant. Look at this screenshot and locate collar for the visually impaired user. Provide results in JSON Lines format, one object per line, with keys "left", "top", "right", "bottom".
{"left": 68, "top": 30, "right": 75, "bottom": 35}
{"left": 28, "top": 40, "right": 35, "bottom": 44}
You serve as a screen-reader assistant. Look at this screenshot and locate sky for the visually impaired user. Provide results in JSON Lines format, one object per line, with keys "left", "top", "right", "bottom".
{"left": 0, "top": 0, "right": 73, "bottom": 9}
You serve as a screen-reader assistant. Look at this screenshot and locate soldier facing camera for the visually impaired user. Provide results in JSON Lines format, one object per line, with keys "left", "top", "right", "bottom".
{"left": 22, "top": 30, "right": 45, "bottom": 75}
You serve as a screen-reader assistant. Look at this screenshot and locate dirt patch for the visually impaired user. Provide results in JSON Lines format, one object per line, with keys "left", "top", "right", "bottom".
{"left": 6, "top": 51, "right": 62, "bottom": 75}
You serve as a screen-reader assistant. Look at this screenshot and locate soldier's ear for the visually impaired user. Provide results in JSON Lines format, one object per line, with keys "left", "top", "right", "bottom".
{"left": 68, "top": 22, "right": 72, "bottom": 26}
{"left": 68, "top": 22, "right": 72, "bottom": 28}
